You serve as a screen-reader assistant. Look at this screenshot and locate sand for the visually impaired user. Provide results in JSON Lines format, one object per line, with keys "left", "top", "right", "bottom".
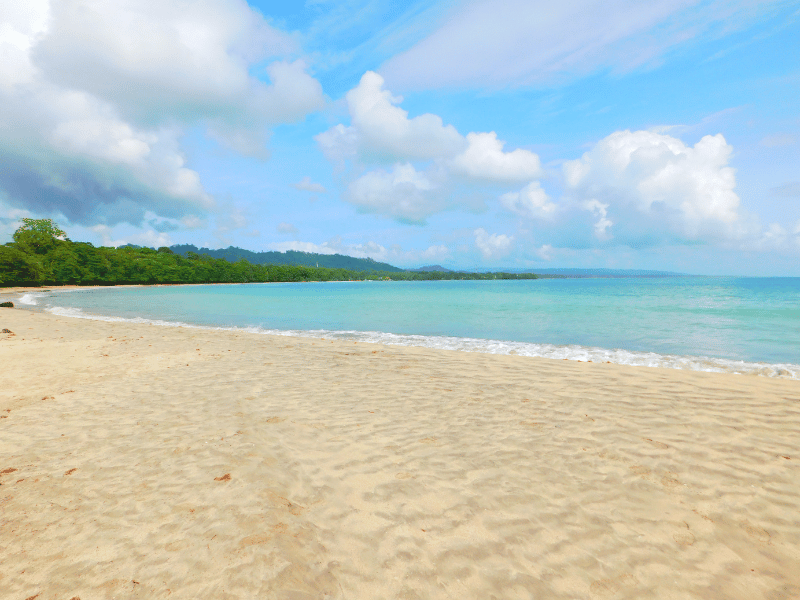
{"left": 1, "top": 306, "right": 799, "bottom": 600}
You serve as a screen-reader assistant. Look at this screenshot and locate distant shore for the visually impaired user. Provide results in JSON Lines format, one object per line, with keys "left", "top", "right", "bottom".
{"left": 2, "top": 308, "right": 799, "bottom": 599}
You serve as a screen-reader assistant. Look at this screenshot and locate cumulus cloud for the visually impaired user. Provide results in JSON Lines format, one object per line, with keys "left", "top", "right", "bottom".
{"left": 582, "top": 200, "right": 614, "bottom": 242}
{"left": 474, "top": 228, "right": 513, "bottom": 260}
{"left": 292, "top": 176, "right": 327, "bottom": 194}
{"left": 563, "top": 129, "right": 742, "bottom": 242}
{"left": 500, "top": 181, "right": 556, "bottom": 219}
{"left": 0, "top": 0, "right": 323, "bottom": 226}
{"left": 451, "top": 132, "right": 542, "bottom": 182}
{"left": 346, "top": 163, "right": 446, "bottom": 224}
{"left": 28, "top": 0, "right": 318, "bottom": 128}
{"left": 316, "top": 71, "right": 463, "bottom": 163}
{"left": 317, "top": 72, "right": 545, "bottom": 222}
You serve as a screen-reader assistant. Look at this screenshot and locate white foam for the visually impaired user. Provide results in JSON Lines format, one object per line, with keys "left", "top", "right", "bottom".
{"left": 18, "top": 293, "right": 43, "bottom": 306}
{"left": 44, "top": 304, "right": 799, "bottom": 380}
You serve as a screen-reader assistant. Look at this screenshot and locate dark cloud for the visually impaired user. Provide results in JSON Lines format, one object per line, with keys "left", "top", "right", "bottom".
{"left": 0, "top": 0, "right": 323, "bottom": 229}
{"left": 0, "top": 148, "right": 206, "bottom": 226}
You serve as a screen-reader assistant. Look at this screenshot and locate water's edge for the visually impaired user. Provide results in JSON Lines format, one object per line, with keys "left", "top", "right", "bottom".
{"left": 17, "top": 290, "right": 799, "bottom": 380}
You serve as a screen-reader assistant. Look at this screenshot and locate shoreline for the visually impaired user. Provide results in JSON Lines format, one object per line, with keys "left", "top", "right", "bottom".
{"left": 2, "top": 308, "right": 800, "bottom": 599}
{"left": 6, "top": 286, "right": 799, "bottom": 380}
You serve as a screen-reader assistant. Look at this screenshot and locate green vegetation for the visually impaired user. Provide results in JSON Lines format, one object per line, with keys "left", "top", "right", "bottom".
{"left": 166, "top": 244, "right": 406, "bottom": 272}
{"left": 1, "top": 219, "right": 540, "bottom": 286}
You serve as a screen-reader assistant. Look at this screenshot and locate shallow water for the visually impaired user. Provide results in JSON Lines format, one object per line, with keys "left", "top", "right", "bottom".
{"left": 17, "top": 277, "right": 800, "bottom": 379}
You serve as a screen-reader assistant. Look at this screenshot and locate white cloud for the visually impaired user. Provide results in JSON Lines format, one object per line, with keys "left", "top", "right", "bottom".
{"left": 269, "top": 240, "right": 338, "bottom": 255}
{"left": 534, "top": 244, "right": 554, "bottom": 261}
{"left": 0, "top": 0, "right": 323, "bottom": 226}
{"left": 90, "top": 225, "right": 127, "bottom": 248}
{"left": 316, "top": 71, "right": 463, "bottom": 163}
{"left": 316, "top": 124, "right": 360, "bottom": 164}
{"left": 346, "top": 163, "right": 446, "bottom": 223}
{"left": 269, "top": 237, "right": 387, "bottom": 260}
{"left": 317, "top": 72, "right": 545, "bottom": 222}
{"left": 212, "top": 205, "right": 259, "bottom": 245}
{"left": 346, "top": 71, "right": 464, "bottom": 161}
{"left": 413, "top": 244, "right": 450, "bottom": 262}
{"left": 181, "top": 215, "right": 207, "bottom": 230}
{"left": 500, "top": 181, "right": 556, "bottom": 219}
{"left": 292, "top": 176, "right": 327, "bottom": 194}
{"left": 269, "top": 237, "right": 451, "bottom": 266}
{"left": 379, "top": 0, "right": 787, "bottom": 90}
{"left": 451, "top": 132, "right": 542, "bottom": 182}
{"left": 29, "top": 0, "right": 314, "bottom": 126}
{"left": 563, "top": 129, "right": 742, "bottom": 242}
{"left": 90, "top": 224, "right": 171, "bottom": 248}
{"left": 740, "top": 220, "right": 800, "bottom": 253}
{"left": 474, "top": 227, "right": 513, "bottom": 260}
{"left": 582, "top": 199, "right": 614, "bottom": 241}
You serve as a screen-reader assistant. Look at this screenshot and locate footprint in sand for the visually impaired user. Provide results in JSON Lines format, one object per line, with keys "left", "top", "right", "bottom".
{"left": 165, "top": 540, "right": 189, "bottom": 552}
{"left": 740, "top": 519, "right": 770, "bottom": 543}
{"left": 673, "top": 523, "right": 696, "bottom": 546}
{"left": 395, "top": 472, "right": 414, "bottom": 479}
{"left": 661, "top": 472, "right": 681, "bottom": 489}
{"left": 642, "top": 437, "right": 669, "bottom": 449}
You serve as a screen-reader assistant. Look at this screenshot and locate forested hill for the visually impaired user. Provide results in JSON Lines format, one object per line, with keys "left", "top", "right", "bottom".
{"left": 3, "top": 219, "right": 541, "bottom": 286}
{"left": 166, "top": 244, "right": 405, "bottom": 272}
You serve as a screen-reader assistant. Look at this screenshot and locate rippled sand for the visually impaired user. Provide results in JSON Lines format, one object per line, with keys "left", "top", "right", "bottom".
{"left": 2, "top": 308, "right": 799, "bottom": 599}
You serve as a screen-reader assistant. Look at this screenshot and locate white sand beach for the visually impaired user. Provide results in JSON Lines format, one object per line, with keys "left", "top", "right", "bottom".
{"left": 1, "top": 307, "right": 799, "bottom": 600}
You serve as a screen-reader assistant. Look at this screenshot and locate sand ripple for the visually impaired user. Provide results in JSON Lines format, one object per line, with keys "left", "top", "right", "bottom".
{"left": 2, "top": 310, "right": 799, "bottom": 599}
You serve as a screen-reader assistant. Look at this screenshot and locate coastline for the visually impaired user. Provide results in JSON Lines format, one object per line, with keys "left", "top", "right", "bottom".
{"left": 2, "top": 308, "right": 799, "bottom": 599}
{"left": 6, "top": 283, "right": 799, "bottom": 380}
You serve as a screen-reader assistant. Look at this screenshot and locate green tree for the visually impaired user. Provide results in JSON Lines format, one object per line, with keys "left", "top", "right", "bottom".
{"left": 12, "top": 218, "right": 69, "bottom": 255}
{"left": 0, "top": 244, "right": 46, "bottom": 285}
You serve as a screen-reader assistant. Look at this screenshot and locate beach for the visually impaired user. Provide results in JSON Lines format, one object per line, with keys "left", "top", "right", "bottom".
{"left": 2, "top": 307, "right": 800, "bottom": 600}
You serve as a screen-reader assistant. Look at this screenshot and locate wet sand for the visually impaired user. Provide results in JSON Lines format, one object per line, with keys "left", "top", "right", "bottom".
{"left": 1, "top": 307, "right": 799, "bottom": 599}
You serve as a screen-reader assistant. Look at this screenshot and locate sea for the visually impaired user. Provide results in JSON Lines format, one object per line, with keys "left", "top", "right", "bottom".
{"left": 15, "top": 277, "right": 800, "bottom": 380}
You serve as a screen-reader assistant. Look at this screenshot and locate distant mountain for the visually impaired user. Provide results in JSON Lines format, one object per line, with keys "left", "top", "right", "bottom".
{"left": 410, "top": 265, "right": 453, "bottom": 272}
{"left": 166, "top": 244, "right": 406, "bottom": 272}
{"left": 520, "top": 268, "right": 688, "bottom": 278}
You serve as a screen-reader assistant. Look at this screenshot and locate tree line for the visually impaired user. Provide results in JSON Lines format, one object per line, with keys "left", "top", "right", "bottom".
{"left": 1, "top": 219, "right": 541, "bottom": 286}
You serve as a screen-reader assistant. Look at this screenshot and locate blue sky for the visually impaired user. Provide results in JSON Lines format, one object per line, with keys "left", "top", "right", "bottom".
{"left": 1, "top": 0, "right": 798, "bottom": 274}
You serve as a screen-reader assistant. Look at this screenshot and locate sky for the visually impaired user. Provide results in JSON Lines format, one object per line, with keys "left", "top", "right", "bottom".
{"left": 1, "top": 0, "right": 799, "bottom": 275}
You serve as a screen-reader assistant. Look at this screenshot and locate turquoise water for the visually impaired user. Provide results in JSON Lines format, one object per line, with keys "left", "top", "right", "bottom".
{"left": 19, "top": 277, "right": 800, "bottom": 378}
